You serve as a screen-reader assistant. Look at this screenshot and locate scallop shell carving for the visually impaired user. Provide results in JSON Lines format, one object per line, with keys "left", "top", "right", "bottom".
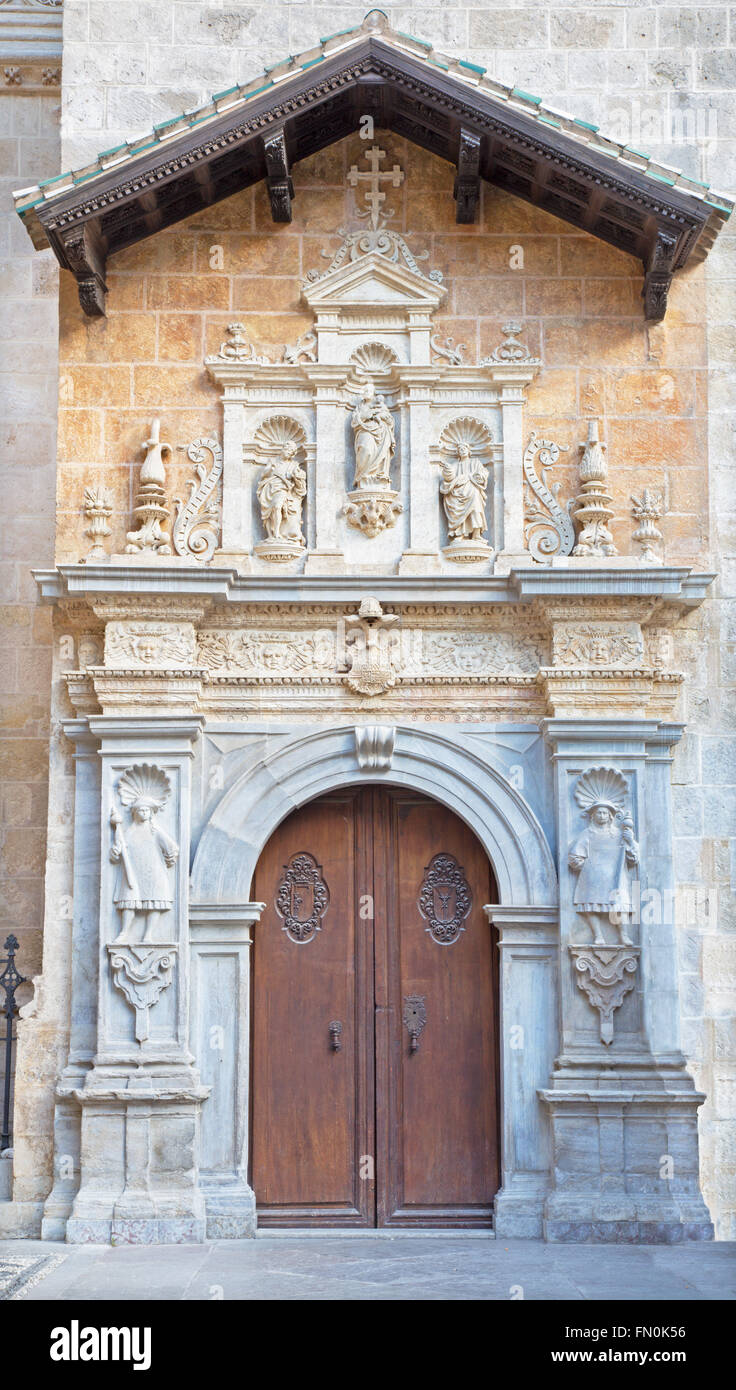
{"left": 252, "top": 414, "right": 307, "bottom": 454}
{"left": 573, "top": 765, "right": 629, "bottom": 815}
{"left": 117, "top": 763, "right": 172, "bottom": 811}
{"left": 349, "top": 341, "right": 399, "bottom": 375}
{"left": 438, "top": 416, "right": 493, "bottom": 455}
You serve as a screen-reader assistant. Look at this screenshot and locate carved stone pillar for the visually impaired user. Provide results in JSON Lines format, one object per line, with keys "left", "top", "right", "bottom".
{"left": 304, "top": 376, "right": 345, "bottom": 571}
{"left": 485, "top": 906, "right": 559, "bottom": 1239}
{"left": 65, "top": 716, "right": 208, "bottom": 1245}
{"left": 539, "top": 717, "right": 713, "bottom": 1242}
{"left": 41, "top": 721, "right": 101, "bottom": 1240}
{"left": 189, "top": 903, "right": 264, "bottom": 1237}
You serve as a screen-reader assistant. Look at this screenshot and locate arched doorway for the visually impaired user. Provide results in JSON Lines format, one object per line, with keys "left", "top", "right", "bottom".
{"left": 251, "top": 785, "right": 500, "bottom": 1227}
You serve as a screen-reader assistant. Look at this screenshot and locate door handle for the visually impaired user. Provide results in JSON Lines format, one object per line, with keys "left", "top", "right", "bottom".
{"left": 403, "top": 995, "right": 426, "bottom": 1054}
{"left": 329, "top": 1020, "right": 343, "bottom": 1051}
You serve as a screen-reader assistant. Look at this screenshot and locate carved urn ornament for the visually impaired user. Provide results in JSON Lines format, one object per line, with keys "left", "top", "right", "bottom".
{"left": 631, "top": 488, "right": 664, "bottom": 563}
{"left": 81, "top": 485, "right": 113, "bottom": 563}
{"left": 571, "top": 420, "right": 617, "bottom": 557}
{"left": 125, "top": 419, "right": 173, "bottom": 556}
{"left": 345, "top": 380, "right": 402, "bottom": 538}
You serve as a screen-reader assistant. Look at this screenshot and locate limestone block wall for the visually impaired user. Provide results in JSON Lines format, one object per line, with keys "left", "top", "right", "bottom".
{"left": 0, "top": 70, "right": 60, "bottom": 1116}
{"left": 11, "top": 1, "right": 735, "bottom": 1235}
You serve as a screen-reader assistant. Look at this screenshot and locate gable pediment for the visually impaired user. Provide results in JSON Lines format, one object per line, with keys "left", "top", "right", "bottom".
{"left": 14, "top": 12, "right": 732, "bottom": 321}
{"left": 303, "top": 248, "right": 446, "bottom": 314}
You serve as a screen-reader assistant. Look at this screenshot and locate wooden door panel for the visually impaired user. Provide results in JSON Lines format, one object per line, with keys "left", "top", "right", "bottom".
{"left": 379, "top": 793, "right": 499, "bottom": 1226}
{"left": 251, "top": 791, "right": 374, "bottom": 1225}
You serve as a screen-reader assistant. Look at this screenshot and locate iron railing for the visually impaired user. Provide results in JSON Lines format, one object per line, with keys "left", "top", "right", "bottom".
{"left": 1, "top": 936, "right": 25, "bottom": 1152}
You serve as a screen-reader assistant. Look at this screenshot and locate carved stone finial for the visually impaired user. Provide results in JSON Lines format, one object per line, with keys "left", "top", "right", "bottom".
{"left": 207, "top": 322, "right": 271, "bottom": 365}
{"left": 125, "top": 419, "right": 173, "bottom": 556}
{"left": 82, "top": 485, "right": 112, "bottom": 563}
{"left": 344, "top": 596, "right": 400, "bottom": 696}
{"left": 523, "top": 433, "right": 575, "bottom": 563}
{"left": 631, "top": 488, "right": 664, "bottom": 564}
{"left": 570, "top": 420, "right": 617, "bottom": 557}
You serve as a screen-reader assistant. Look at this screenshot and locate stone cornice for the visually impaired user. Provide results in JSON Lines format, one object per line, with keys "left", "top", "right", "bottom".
{"left": 35, "top": 564, "right": 716, "bottom": 610}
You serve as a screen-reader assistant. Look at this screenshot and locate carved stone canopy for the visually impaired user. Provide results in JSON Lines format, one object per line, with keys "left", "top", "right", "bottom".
{"left": 14, "top": 16, "right": 730, "bottom": 320}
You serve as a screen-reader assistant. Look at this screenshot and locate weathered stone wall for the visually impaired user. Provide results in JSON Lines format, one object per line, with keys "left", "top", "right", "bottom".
{"left": 13, "top": 1, "right": 735, "bottom": 1235}
{"left": 0, "top": 67, "right": 60, "bottom": 1121}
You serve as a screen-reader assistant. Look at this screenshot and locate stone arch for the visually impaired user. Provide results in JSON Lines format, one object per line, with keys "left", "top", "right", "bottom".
{"left": 191, "top": 724, "right": 557, "bottom": 907}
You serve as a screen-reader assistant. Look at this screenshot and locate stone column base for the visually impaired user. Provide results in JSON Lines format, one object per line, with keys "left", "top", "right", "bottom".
{"left": 543, "top": 1195, "right": 714, "bottom": 1244}
{"left": 202, "top": 1179, "right": 256, "bottom": 1239}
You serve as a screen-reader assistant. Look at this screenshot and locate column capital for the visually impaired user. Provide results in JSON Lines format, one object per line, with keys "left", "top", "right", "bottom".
{"left": 88, "top": 715, "right": 205, "bottom": 755}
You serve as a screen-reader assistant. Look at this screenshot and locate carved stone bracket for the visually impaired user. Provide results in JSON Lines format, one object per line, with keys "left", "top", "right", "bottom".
{"left": 454, "top": 127, "right": 481, "bottom": 224}
{"left": 107, "top": 943, "right": 177, "bottom": 1044}
{"left": 355, "top": 725, "right": 395, "bottom": 771}
{"left": 570, "top": 944, "right": 639, "bottom": 1045}
{"left": 344, "top": 488, "right": 402, "bottom": 538}
{"left": 262, "top": 127, "right": 294, "bottom": 223}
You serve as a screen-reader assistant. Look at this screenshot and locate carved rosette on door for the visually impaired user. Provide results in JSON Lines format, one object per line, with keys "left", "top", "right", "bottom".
{"left": 275, "top": 851, "right": 330, "bottom": 944}
{"left": 418, "top": 852, "right": 472, "bottom": 944}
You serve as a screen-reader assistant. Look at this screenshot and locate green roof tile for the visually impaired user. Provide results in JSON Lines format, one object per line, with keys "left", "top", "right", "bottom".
{"left": 458, "top": 60, "right": 486, "bottom": 76}
{"left": 512, "top": 88, "right": 542, "bottom": 105}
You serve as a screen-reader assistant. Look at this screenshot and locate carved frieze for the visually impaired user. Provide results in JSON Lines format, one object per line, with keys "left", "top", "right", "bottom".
{"left": 197, "top": 628, "right": 335, "bottom": 675}
{"left": 105, "top": 622, "right": 197, "bottom": 669}
{"left": 552, "top": 622, "right": 644, "bottom": 669}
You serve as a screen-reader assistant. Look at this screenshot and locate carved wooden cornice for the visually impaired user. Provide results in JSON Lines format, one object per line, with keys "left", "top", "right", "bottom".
{"left": 15, "top": 27, "right": 730, "bottom": 320}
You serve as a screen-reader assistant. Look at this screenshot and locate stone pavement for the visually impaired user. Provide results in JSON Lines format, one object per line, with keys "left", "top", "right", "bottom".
{"left": 2, "top": 1235, "right": 735, "bottom": 1301}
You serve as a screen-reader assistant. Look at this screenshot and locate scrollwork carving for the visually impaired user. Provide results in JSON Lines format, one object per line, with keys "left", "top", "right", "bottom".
{"left": 172, "top": 435, "right": 222, "bottom": 564}
{"left": 523, "top": 432, "right": 575, "bottom": 562}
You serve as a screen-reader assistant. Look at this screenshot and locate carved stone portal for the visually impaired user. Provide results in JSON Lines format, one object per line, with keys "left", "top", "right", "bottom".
{"left": 275, "top": 851, "right": 330, "bottom": 944}
{"left": 418, "top": 852, "right": 472, "bottom": 944}
{"left": 570, "top": 944, "right": 640, "bottom": 1045}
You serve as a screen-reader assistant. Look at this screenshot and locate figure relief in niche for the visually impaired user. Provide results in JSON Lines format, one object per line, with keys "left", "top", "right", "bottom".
{"left": 252, "top": 416, "right": 308, "bottom": 564}
{"left": 110, "top": 764, "right": 179, "bottom": 945}
{"left": 345, "top": 379, "right": 402, "bottom": 538}
{"left": 437, "top": 417, "right": 493, "bottom": 564}
{"left": 568, "top": 766, "right": 639, "bottom": 946}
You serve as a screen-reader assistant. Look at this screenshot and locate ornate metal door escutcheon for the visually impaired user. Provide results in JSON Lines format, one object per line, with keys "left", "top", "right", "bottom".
{"left": 275, "top": 851, "right": 330, "bottom": 944}
{"left": 329, "top": 1020, "right": 343, "bottom": 1051}
{"left": 403, "top": 995, "right": 427, "bottom": 1054}
{"left": 418, "top": 852, "right": 472, "bottom": 944}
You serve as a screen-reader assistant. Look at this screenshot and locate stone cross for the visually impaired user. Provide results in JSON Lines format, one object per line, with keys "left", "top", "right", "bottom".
{"left": 347, "top": 145, "right": 404, "bottom": 229}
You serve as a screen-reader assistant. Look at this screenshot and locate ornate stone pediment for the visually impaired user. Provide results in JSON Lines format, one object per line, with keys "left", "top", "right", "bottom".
{"left": 302, "top": 244, "right": 446, "bottom": 313}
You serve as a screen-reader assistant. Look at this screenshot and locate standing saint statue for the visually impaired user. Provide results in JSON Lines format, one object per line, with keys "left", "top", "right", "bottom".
{"left": 350, "top": 381, "right": 396, "bottom": 490}
{"left": 110, "top": 764, "right": 179, "bottom": 945}
{"left": 439, "top": 442, "right": 489, "bottom": 541}
{"left": 256, "top": 440, "right": 307, "bottom": 546}
{"left": 568, "top": 766, "right": 639, "bottom": 946}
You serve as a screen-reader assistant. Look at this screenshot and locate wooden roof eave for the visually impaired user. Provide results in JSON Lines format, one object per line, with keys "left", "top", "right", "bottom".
{"left": 20, "top": 34, "right": 726, "bottom": 321}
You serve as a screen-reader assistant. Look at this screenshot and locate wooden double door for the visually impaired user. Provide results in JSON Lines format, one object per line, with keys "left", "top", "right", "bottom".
{"left": 251, "top": 786, "right": 500, "bottom": 1227}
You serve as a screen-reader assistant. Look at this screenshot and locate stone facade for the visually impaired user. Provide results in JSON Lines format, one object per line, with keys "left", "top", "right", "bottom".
{"left": 1, "top": 3, "right": 735, "bottom": 1240}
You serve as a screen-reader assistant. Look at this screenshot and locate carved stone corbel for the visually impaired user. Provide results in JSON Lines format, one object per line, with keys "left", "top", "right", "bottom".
{"left": 262, "top": 127, "right": 294, "bottom": 223}
{"left": 107, "top": 943, "right": 177, "bottom": 1043}
{"left": 59, "top": 222, "right": 107, "bottom": 317}
{"left": 570, "top": 944, "right": 639, "bottom": 1045}
{"left": 453, "top": 127, "right": 481, "bottom": 224}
